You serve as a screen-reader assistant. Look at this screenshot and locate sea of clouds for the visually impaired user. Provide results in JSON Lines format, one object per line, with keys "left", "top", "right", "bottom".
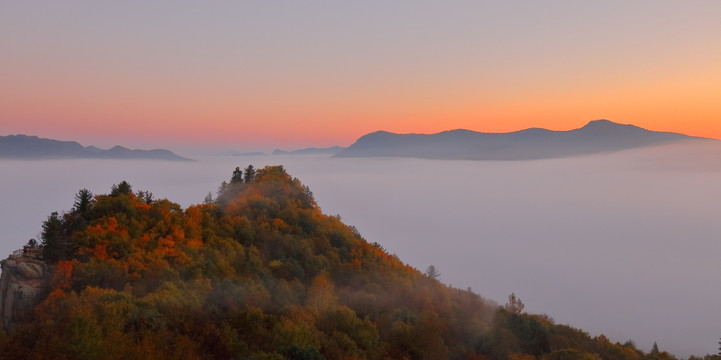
{"left": 1, "top": 140, "right": 719, "bottom": 357}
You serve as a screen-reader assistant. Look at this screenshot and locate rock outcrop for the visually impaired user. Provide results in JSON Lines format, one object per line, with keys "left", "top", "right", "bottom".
{"left": 0, "top": 256, "right": 50, "bottom": 332}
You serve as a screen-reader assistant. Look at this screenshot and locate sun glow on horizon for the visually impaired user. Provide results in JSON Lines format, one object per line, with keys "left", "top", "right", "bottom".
{"left": 1, "top": 1, "right": 720, "bottom": 150}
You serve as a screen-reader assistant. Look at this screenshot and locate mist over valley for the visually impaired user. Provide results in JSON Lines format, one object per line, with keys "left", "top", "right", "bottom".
{"left": 1, "top": 140, "right": 720, "bottom": 357}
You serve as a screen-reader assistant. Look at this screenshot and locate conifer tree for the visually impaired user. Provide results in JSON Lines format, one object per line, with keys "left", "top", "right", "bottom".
{"left": 203, "top": 192, "right": 214, "bottom": 204}
{"left": 425, "top": 265, "right": 441, "bottom": 279}
{"left": 231, "top": 167, "right": 243, "bottom": 184}
{"left": 243, "top": 165, "right": 256, "bottom": 183}
{"left": 25, "top": 238, "right": 37, "bottom": 248}
{"left": 72, "top": 188, "right": 94, "bottom": 216}
{"left": 217, "top": 181, "right": 228, "bottom": 197}
{"left": 110, "top": 181, "right": 132, "bottom": 196}
{"left": 41, "top": 211, "right": 66, "bottom": 260}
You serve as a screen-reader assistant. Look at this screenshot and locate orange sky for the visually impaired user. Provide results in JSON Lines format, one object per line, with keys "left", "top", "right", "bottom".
{"left": 1, "top": 2, "right": 719, "bottom": 152}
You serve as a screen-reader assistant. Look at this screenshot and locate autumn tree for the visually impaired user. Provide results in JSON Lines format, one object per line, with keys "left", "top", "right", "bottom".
{"left": 306, "top": 273, "right": 336, "bottom": 312}
{"left": 136, "top": 190, "right": 154, "bottom": 204}
{"left": 505, "top": 293, "right": 525, "bottom": 314}
{"left": 279, "top": 344, "right": 324, "bottom": 360}
{"left": 546, "top": 348, "right": 601, "bottom": 360}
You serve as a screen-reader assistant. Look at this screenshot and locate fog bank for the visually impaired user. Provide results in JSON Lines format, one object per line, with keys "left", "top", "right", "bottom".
{"left": 1, "top": 141, "right": 719, "bottom": 357}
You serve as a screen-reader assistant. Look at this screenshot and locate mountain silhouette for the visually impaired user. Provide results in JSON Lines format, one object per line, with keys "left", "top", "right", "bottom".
{"left": 272, "top": 145, "right": 346, "bottom": 155}
{"left": 335, "top": 120, "right": 711, "bottom": 160}
{"left": 0, "top": 135, "right": 192, "bottom": 161}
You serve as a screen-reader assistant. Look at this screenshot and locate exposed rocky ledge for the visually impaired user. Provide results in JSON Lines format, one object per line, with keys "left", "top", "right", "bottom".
{"left": 0, "top": 255, "right": 51, "bottom": 332}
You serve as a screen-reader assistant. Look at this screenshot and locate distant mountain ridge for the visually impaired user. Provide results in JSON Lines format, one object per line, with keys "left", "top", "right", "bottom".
{"left": 219, "top": 146, "right": 345, "bottom": 157}
{"left": 0, "top": 135, "right": 192, "bottom": 161}
{"left": 220, "top": 150, "right": 267, "bottom": 156}
{"left": 335, "top": 120, "right": 711, "bottom": 160}
{"left": 272, "top": 145, "right": 346, "bottom": 155}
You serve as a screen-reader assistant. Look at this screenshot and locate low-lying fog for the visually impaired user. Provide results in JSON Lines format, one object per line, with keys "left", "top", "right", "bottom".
{"left": 1, "top": 140, "right": 720, "bottom": 357}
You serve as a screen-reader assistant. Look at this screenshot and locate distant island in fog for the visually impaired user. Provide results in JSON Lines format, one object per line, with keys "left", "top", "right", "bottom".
{"left": 335, "top": 119, "right": 714, "bottom": 161}
{"left": 272, "top": 146, "right": 346, "bottom": 155}
{"left": 220, "top": 146, "right": 346, "bottom": 157}
{"left": 0, "top": 135, "right": 192, "bottom": 161}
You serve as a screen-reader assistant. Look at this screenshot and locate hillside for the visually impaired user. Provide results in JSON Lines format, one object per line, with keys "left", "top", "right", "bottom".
{"left": 335, "top": 120, "right": 709, "bottom": 160}
{"left": 0, "top": 135, "right": 192, "bottom": 161}
{"left": 0, "top": 166, "right": 686, "bottom": 360}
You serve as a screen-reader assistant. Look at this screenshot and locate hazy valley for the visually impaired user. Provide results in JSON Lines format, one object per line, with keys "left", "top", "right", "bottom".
{"left": 1, "top": 139, "right": 720, "bottom": 357}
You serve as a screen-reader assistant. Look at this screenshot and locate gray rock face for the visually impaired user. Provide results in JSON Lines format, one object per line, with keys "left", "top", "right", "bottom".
{"left": 16, "top": 262, "right": 45, "bottom": 279}
{"left": 0, "top": 257, "right": 50, "bottom": 332}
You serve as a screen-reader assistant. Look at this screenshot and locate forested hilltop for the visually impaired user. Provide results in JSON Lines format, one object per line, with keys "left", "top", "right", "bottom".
{"left": 0, "top": 166, "right": 711, "bottom": 360}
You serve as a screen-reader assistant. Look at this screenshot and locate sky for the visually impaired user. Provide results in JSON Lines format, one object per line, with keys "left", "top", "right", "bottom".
{"left": 1, "top": 1, "right": 720, "bottom": 153}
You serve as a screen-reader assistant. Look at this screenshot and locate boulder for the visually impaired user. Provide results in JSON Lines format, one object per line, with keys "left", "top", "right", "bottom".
{"left": 0, "top": 257, "right": 50, "bottom": 332}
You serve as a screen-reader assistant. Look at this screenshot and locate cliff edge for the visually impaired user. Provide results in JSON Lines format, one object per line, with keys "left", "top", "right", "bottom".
{"left": 0, "top": 254, "right": 51, "bottom": 332}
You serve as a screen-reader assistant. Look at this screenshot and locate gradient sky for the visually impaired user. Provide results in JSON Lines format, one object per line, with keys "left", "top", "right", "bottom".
{"left": 1, "top": 1, "right": 720, "bottom": 152}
